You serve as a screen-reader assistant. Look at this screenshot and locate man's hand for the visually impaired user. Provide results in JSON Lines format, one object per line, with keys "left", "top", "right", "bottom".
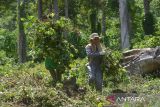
{"left": 99, "top": 51, "right": 105, "bottom": 55}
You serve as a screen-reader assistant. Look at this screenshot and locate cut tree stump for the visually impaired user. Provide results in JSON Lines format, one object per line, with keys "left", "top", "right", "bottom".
{"left": 121, "top": 47, "right": 160, "bottom": 75}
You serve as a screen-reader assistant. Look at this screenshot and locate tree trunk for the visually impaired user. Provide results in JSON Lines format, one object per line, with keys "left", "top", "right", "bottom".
{"left": 63, "top": 0, "right": 69, "bottom": 37}
{"left": 17, "top": 0, "right": 26, "bottom": 63}
{"left": 90, "top": 9, "right": 97, "bottom": 33}
{"left": 102, "top": 10, "right": 106, "bottom": 36}
{"left": 38, "top": 0, "right": 42, "bottom": 20}
{"left": 143, "top": 0, "right": 150, "bottom": 16}
{"left": 142, "top": 0, "right": 155, "bottom": 35}
{"left": 119, "top": 0, "right": 130, "bottom": 50}
{"left": 53, "top": 0, "right": 59, "bottom": 20}
{"left": 64, "top": 0, "right": 68, "bottom": 18}
{"left": 49, "top": 0, "right": 52, "bottom": 13}
{"left": 101, "top": 9, "right": 109, "bottom": 46}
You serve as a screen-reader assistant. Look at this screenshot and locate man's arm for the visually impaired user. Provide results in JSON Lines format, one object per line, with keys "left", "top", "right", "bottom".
{"left": 85, "top": 45, "right": 100, "bottom": 57}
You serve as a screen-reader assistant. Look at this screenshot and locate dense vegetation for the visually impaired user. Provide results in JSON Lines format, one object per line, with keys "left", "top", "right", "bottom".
{"left": 0, "top": 0, "right": 160, "bottom": 106}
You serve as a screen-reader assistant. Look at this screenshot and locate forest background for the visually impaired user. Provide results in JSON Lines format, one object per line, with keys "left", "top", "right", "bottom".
{"left": 0, "top": 0, "right": 160, "bottom": 106}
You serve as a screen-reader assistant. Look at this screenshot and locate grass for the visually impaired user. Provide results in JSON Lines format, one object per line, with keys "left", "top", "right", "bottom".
{"left": 0, "top": 61, "right": 101, "bottom": 107}
{"left": 0, "top": 60, "right": 160, "bottom": 107}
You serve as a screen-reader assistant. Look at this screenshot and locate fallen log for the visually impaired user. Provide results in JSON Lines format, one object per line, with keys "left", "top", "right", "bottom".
{"left": 122, "top": 47, "right": 160, "bottom": 75}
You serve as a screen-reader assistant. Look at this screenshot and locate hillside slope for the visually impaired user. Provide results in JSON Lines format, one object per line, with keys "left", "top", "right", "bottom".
{"left": 0, "top": 60, "right": 160, "bottom": 107}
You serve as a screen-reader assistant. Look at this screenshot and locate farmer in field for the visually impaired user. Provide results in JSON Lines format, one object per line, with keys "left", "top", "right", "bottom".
{"left": 85, "top": 33, "right": 105, "bottom": 91}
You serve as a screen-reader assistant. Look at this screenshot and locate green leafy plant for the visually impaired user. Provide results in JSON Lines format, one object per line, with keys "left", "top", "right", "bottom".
{"left": 25, "top": 15, "right": 76, "bottom": 82}
{"left": 67, "top": 29, "right": 88, "bottom": 58}
{"left": 133, "top": 35, "right": 160, "bottom": 48}
{"left": 102, "top": 49, "right": 129, "bottom": 87}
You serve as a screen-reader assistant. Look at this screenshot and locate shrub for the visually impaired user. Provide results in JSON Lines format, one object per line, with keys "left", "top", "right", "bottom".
{"left": 133, "top": 36, "right": 160, "bottom": 48}
{"left": 25, "top": 15, "right": 77, "bottom": 82}
{"left": 102, "top": 49, "right": 129, "bottom": 87}
{"left": 67, "top": 30, "right": 88, "bottom": 58}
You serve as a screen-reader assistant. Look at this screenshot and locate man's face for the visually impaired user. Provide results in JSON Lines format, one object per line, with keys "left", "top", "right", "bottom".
{"left": 93, "top": 37, "right": 100, "bottom": 45}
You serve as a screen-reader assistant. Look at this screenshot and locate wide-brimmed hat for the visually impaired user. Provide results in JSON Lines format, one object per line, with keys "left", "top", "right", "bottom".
{"left": 90, "top": 33, "right": 101, "bottom": 40}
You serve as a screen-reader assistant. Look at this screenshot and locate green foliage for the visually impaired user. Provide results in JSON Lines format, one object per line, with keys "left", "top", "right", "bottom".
{"left": 155, "top": 17, "right": 160, "bottom": 35}
{"left": 0, "top": 7, "right": 17, "bottom": 60}
{"left": 0, "top": 50, "right": 15, "bottom": 67}
{"left": 89, "top": 9, "right": 97, "bottom": 33}
{"left": 0, "top": 51, "right": 6, "bottom": 66}
{"left": 0, "top": 29, "right": 17, "bottom": 58}
{"left": 150, "top": 0, "right": 160, "bottom": 16}
{"left": 0, "top": 62, "right": 71, "bottom": 106}
{"left": 25, "top": 15, "right": 77, "bottom": 82}
{"left": 142, "top": 12, "right": 156, "bottom": 35}
{"left": 102, "top": 49, "right": 129, "bottom": 87}
{"left": 128, "top": 0, "right": 144, "bottom": 40}
{"left": 68, "top": 51, "right": 129, "bottom": 88}
{"left": 105, "top": 18, "right": 120, "bottom": 49}
{"left": 1, "top": 0, "right": 160, "bottom": 106}
{"left": 67, "top": 29, "right": 88, "bottom": 58}
{"left": 0, "top": 63, "right": 106, "bottom": 107}
{"left": 133, "top": 36, "right": 160, "bottom": 48}
{"left": 107, "top": 0, "right": 119, "bottom": 14}
{"left": 0, "top": 60, "right": 160, "bottom": 107}
{"left": 68, "top": 0, "right": 81, "bottom": 21}
{"left": 67, "top": 58, "right": 88, "bottom": 85}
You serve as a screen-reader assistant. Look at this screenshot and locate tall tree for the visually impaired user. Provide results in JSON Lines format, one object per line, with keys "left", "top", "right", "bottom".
{"left": 53, "top": 0, "right": 59, "bottom": 20}
{"left": 64, "top": 0, "right": 68, "bottom": 18}
{"left": 90, "top": 9, "right": 97, "bottom": 33}
{"left": 101, "top": 1, "right": 108, "bottom": 46}
{"left": 101, "top": 0, "right": 107, "bottom": 36}
{"left": 119, "top": 0, "right": 130, "bottom": 50}
{"left": 102, "top": 10, "right": 106, "bottom": 36}
{"left": 17, "top": 0, "right": 26, "bottom": 63}
{"left": 63, "top": 0, "right": 69, "bottom": 37}
{"left": 49, "top": 0, "right": 53, "bottom": 13}
{"left": 143, "top": 0, "right": 150, "bottom": 15}
{"left": 81, "top": 0, "right": 101, "bottom": 33}
{"left": 143, "top": 0, "right": 155, "bottom": 35}
{"left": 38, "top": 0, "right": 42, "bottom": 20}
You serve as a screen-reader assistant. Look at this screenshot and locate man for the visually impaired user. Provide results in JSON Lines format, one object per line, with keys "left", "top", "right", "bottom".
{"left": 85, "top": 33, "right": 105, "bottom": 91}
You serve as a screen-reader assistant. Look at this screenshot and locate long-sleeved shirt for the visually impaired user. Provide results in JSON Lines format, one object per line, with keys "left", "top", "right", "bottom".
{"left": 85, "top": 44, "right": 103, "bottom": 66}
